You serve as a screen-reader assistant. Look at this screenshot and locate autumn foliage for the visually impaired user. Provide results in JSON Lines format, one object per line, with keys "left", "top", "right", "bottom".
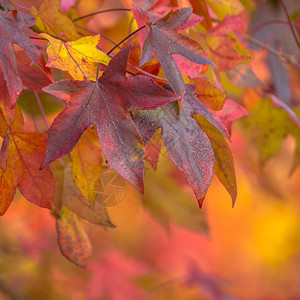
{"left": 1, "top": 0, "right": 300, "bottom": 298}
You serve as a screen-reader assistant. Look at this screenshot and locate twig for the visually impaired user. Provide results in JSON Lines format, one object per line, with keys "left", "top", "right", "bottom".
{"left": 251, "top": 19, "right": 289, "bottom": 35}
{"left": 127, "top": 62, "right": 168, "bottom": 82}
{"left": 75, "top": 24, "right": 119, "bottom": 46}
{"left": 75, "top": 24, "right": 167, "bottom": 81}
{"left": 279, "top": 0, "right": 300, "bottom": 49}
{"left": 247, "top": 35, "right": 299, "bottom": 67}
{"left": 107, "top": 26, "right": 145, "bottom": 55}
{"left": 72, "top": 8, "right": 131, "bottom": 22}
{"left": 15, "top": 4, "right": 37, "bottom": 13}
{"left": 34, "top": 91, "right": 49, "bottom": 129}
{"left": 24, "top": 93, "right": 38, "bottom": 131}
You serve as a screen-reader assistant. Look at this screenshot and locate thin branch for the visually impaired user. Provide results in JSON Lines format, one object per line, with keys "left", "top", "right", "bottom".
{"left": 126, "top": 69, "right": 136, "bottom": 76}
{"left": 34, "top": 91, "right": 49, "bottom": 129}
{"left": 107, "top": 26, "right": 145, "bottom": 55}
{"left": 75, "top": 24, "right": 119, "bottom": 46}
{"left": 24, "top": 93, "right": 38, "bottom": 131}
{"left": 16, "top": 4, "right": 37, "bottom": 13}
{"left": 247, "top": 35, "right": 299, "bottom": 67}
{"left": 279, "top": 0, "right": 300, "bottom": 49}
{"left": 72, "top": 8, "right": 131, "bottom": 22}
{"left": 127, "top": 62, "right": 168, "bottom": 82}
{"left": 251, "top": 19, "right": 289, "bottom": 35}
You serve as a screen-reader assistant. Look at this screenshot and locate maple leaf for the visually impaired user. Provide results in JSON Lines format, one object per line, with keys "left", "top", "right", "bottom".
{"left": 207, "top": 36, "right": 252, "bottom": 72}
{"left": 202, "top": 15, "right": 251, "bottom": 72}
{"left": 191, "top": 77, "right": 226, "bottom": 111}
{"left": 216, "top": 98, "right": 249, "bottom": 135}
{"left": 62, "top": 166, "right": 114, "bottom": 227}
{"left": 132, "top": 85, "right": 228, "bottom": 207}
{"left": 196, "top": 115, "right": 237, "bottom": 206}
{"left": 71, "top": 128, "right": 102, "bottom": 202}
{"left": 15, "top": 51, "right": 53, "bottom": 93}
{"left": 0, "top": 7, "right": 51, "bottom": 103}
{"left": 209, "top": 16, "right": 246, "bottom": 37}
{"left": 132, "top": 3, "right": 206, "bottom": 80}
{"left": 42, "top": 34, "right": 110, "bottom": 81}
{"left": 31, "top": 0, "right": 79, "bottom": 41}
{"left": 41, "top": 46, "right": 178, "bottom": 192}
{"left": 134, "top": 7, "right": 215, "bottom": 96}
{"left": 56, "top": 205, "right": 93, "bottom": 267}
{"left": 133, "top": 0, "right": 203, "bottom": 30}
{"left": 0, "top": 104, "right": 23, "bottom": 171}
{"left": 207, "top": 0, "right": 244, "bottom": 20}
{"left": 0, "top": 99, "right": 23, "bottom": 138}
{"left": 144, "top": 130, "right": 162, "bottom": 170}
{"left": 0, "top": 106, "right": 54, "bottom": 215}
{"left": 244, "top": 98, "right": 295, "bottom": 165}
{"left": 0, "top": 51, "right": 52, "bottom": 125}
{"left": 189, "top": 0, "right": 212, "bottom": 29}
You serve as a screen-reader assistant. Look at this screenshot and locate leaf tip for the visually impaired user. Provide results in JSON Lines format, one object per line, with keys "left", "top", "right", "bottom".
{"left": 198, "top": 198, "right": 204, "bottom": 208}
{"left": 231, "top": 195, "right": 237, "bottom": 208}
{"left": 39, "top": 160, "right": 48, "bottom": 170}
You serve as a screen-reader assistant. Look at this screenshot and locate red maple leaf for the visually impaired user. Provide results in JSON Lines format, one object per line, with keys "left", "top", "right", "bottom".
{"left": 0, "top": 7, "right": 51, "bottom": 104}
{"left": 133, "top": 0, "right": 203, "bottom": 31}
{"left": 134, "top": 7, "right": 215, "bottom": 96}
{"left": 132, "top": 85, "right": 228, "bottom": 207}
{"left": 41, "top": 46, "right": 178, "bottom": 192}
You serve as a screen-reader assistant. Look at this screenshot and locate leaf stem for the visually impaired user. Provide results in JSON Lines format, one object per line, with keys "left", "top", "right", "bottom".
{"left": 72, "top": 8, "right": 131, "bottom": 22}
{"left": 75, "top": 24, "right": 167, "bottom": 81}
{"left": 29, "top": 36, "right": 48, "bottom": 41}
{"left": 279, "top": 0, "right": 300, "bottom": 49}
{"left": 34, "top": 91, "right": 49, "bottom": 129}
{"left": 75, "top": 24, "right": 118, "bottom": 46}
{"left": 127, "top": 62, "right": 168, "bottom": 82}
{"left": 107, "top": 26, "right": 145, "bottom": 55}
{"left": 96, "top": 64, "right": 101, "bottom": 81}
{"left": 24, "top": 93, "right": 38, "bottom": 131}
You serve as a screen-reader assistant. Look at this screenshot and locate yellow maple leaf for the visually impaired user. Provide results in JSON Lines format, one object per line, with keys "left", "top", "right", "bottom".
{"left": 42, "top": 34, "right": 110, "bottom": 81}
{"left": 71, "top": 129, "right": 102, "bottom": 202}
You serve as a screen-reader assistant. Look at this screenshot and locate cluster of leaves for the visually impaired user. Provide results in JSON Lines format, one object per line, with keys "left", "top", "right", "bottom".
{"left": 0, "top": 0, "right": 299, "bottom": 268}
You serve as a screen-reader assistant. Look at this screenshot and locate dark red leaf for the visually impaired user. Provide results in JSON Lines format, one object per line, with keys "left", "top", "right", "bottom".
{"left": 132, "top": 85, "right": 228, "bottom": 207}
{"left": 133, "top": 0, "right": 203, "bottom": 30}
{"left": 41, "top": 46, "right": 178, "bottom": 192}
{"left": 134, "top": 7, "right": 215, "bottom": 96}
{"left": 16, "top": 51, "right": 52, "bottom": 93}
{"left": 0, "top": 8, "right": 51, "bottom": 104}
